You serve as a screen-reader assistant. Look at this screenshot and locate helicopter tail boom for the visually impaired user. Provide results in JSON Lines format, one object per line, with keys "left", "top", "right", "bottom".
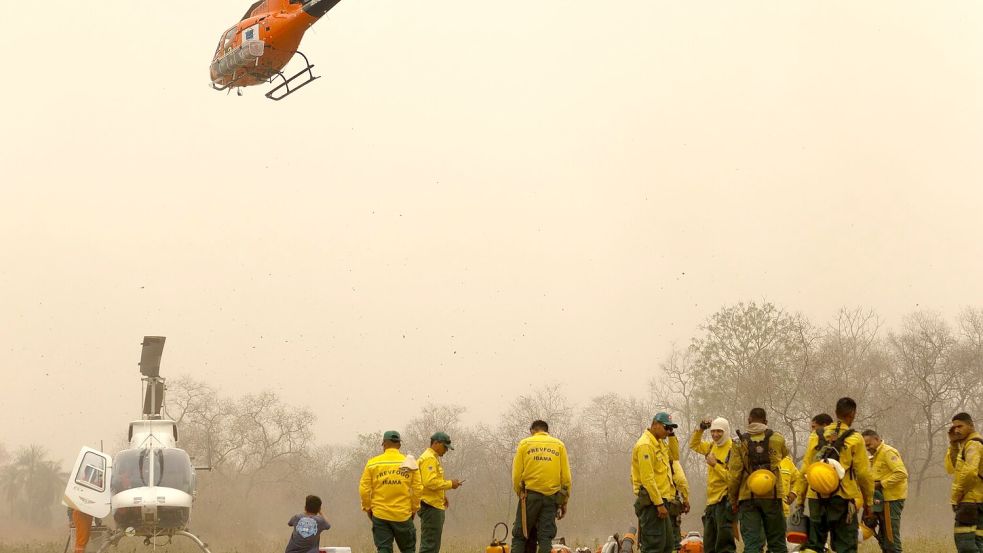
{"left": 302, "top": 0, "right": 343, "bottom": 19}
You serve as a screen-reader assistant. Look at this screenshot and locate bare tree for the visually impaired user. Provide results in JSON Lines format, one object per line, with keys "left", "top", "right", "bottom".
{"left": 402, "top": 403, "right": 466, "bottom": 454}
{"left": 886, "top": 311, "right": 976, "bottom": 496}
{"left": 687, "top": 301, "right": 814, "bottom": 454}
{"left": 811, "top": 308, "right": 892, "bottom": 424}
{"left": 651, "top": 346, "right": 697, "bottom": 437}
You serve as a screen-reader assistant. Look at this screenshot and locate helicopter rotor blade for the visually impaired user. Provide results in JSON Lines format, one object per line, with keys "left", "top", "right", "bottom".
{"left": 139, "top": 336, "right": 165, "bottom": 377}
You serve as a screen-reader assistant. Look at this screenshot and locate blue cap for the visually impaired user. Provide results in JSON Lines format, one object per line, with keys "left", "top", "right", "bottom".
{"left": 653, "top": 412, "right": 678, "bottom": 429}
{"left": 431, "top": 432, "right": 454, "bottom": 450}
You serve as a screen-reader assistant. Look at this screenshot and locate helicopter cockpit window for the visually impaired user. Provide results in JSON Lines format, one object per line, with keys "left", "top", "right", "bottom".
{"left": 214, "top": 26, "right": 238, "bottom": 57}
{"left": 140, "top": 449, "right": 163, "bottom": 487}
{"left": 75, "top": 452, "right": 106, "bottom": 492}
{"left": 110, "top": 448, "right": 194, "bottom": 495}
{"left": 159, "top": 449, "right": 194, "bottom": 494}
{"left": 111, "top": 449, "right": 143, "bottom": 494}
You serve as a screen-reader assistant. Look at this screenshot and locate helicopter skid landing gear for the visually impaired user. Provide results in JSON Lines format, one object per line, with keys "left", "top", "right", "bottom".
{"left": 176, "top": 530, "right": 214, "bottom": 553}
{"left": 265, "top": 50, "right": 320, "bottom": 101}
{"left": 95, "top": 529, "right": 213, "bottom": 553}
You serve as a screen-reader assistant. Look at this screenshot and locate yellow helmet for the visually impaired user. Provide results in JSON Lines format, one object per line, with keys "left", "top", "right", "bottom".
{"left": 806, "top": 462, "right": 840, "bottom": 495}
{"left": 748, "top": 469, "right": 776, "bottom": 496}
{"left": 860, "top": 521, "right": 874, "bottom": 540}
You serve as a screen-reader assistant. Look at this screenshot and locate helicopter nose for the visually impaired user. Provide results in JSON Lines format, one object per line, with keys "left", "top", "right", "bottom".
{"left": 141, "top": 503, "right": 159, "bottom": 525}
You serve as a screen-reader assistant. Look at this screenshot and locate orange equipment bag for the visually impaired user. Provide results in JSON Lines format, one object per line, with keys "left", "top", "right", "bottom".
{"left": 487, "top": 522, "right": 510, "bottom": 553}
{"left": 679, "top": 542, "right": 703, "bottom": 553}
{"left": 786, "top": 507, "right": 808, "bottom": 544}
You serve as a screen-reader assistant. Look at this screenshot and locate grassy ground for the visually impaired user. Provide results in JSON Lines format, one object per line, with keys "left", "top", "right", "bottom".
{"left": 0, "top": 539, "right": 958, "bottom": 553}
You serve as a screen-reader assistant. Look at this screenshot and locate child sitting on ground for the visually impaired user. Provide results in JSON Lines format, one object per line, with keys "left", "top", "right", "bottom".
{"left": 284, "top": 495, "right": 331, "bottom": 553}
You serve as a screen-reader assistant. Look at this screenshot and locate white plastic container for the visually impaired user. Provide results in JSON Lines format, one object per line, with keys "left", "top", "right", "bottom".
{"left": 319, "top": 548, "right": 352, "bottom": 553}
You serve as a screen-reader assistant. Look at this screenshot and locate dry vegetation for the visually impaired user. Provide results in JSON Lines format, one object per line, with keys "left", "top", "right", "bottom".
{"left": 1, "top": 303, "right": 980, "bottom": 552}
{"left": 0, "top": 538, "right": 961, "bottom": 553}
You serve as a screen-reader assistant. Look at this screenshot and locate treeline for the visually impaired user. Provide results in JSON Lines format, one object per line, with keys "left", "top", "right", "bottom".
{"left": 4, "top": 302, "right": 981, "bottom": 547}
{"left": 166, "top": 303, "right": 982, "bottom": 546}
{"left": 0, "top": 445, "right": 66, "bottom": 529}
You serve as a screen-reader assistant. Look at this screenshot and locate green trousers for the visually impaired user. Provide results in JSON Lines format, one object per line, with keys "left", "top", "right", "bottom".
{"left": 671, "top": 514, "right": 681, "bottom": 552}
{"left": 807, "top": 497, "right": 858, "bottom": 553}
{"left": 701, "top": 499, "right": 736, "bottom": 553}
{"left": 875, "top": 499, "right": 903, "bottom": 553}
{"left": 634, "top": 489, "right": 674, "bottom": 553}
{"left": 511, "top": 491, "right": 558, "bottom": 553}
{"left": 372, "top": 515, "right": 416, "bottom": 553}
{"left": 738, "top": 499, "right": 787, "bottom": 553}
{"left": 954, "top": 502, "right": 983, "bottom": 553}
{"left": 418, "top": 502, "right": 445, "bottom": 553}
{"left": 802, "top": 514, "right": 829, "bottom": 553}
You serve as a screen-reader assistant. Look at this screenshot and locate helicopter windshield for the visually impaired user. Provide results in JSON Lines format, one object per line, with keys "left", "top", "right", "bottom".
{"left": 214, "top": 26, "right": 238, "bottom": 58}
{"left": 112, "top": 449, "right": 194, "bottom": 494}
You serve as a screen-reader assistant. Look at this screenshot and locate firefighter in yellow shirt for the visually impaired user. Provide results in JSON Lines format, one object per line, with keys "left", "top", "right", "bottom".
{"left": 862, "top": 429, "right": 907, "bottom": 553}
{"left": 792, "top": 413, "right": 833, "bottom": 553}
{"left": 689, "top": 417, "right": 734, "bottom": 553}
{"left": 418, "top": 432, "right": 463, "bottom": 553}
{"left": 663, "top": 425, "right": 690, "bottom": 552}
{"left": 727, "top": 407, "right": 789, "bottom": 553}
{"left": 946, "top": 412, "right": 983, "bottom": 553}
{"left": 670, "top": 458, "right": 690, "bottom": 552}
{"left": 632, "top": 412, "right": 678, "bottom": 553}
{"left": 779, "top": 456, "right": 802, "bottom": 517}
{"left": 511, "top": 420, "right": 572, "bottom": 553}
{"left": 800, "top": 398, "right": 875, "bottom": 553}
{"left": 359, "top": 431, "right": 423, "bottom": 553}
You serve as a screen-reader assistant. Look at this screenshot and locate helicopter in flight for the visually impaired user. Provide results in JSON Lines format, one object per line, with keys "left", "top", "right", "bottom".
{"left": 63, "top": 337, "right": 213, "bottom": 553}
{"left": 210, "top": 0, "right": 343, "bottom": 100}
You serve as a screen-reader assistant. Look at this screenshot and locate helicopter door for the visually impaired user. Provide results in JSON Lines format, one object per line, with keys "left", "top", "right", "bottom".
{"left": 64, "top": 447, "right": 113, "bottom": 518}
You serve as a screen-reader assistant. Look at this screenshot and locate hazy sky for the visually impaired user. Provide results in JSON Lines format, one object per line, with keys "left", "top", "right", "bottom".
{"left": 2, "top": 1, "right": 981, "bottom": 466}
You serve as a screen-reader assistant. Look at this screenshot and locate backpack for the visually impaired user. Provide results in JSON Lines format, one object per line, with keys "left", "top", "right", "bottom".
{"left": 739, "top": 429, "right": 774, "bottom": 472}
{"left": 812, "top": 424, "right": 856, "bottom": 497}
{"left": 738, "top": 430, "right": 777, "bottom": 498}
{"left": 816, "top": 424, "right": 856, "bottom": 465}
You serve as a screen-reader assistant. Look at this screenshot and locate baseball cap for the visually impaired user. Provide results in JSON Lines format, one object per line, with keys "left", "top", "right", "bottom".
{"left": 653, "top": 412, "right": 678, "bottom": 429}
{"left": 383, "top": 430, "right": 402, "bottom": 442}
{"left": 431, "top": 432, "right": 454, "bottom": 450}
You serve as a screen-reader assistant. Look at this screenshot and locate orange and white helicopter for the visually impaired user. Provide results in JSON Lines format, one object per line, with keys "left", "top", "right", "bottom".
{"left": 210, "top": 0, "right": 343, "bottom": 100}
{"left": 63, "top": 337, "right": 213, "bottom": 553}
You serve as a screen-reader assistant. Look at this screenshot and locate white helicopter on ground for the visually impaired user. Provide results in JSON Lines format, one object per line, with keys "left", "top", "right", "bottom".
{"left": 63, "top": 337, "right": 213, "bottom": 553}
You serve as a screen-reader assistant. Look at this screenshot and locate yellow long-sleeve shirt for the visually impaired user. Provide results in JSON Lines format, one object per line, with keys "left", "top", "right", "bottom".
{"left": 419, "top": 448, "right": 453, "bottom": 510}
{"left": 667, "top": 434, "right": 681, "bottom": 461}
{"left": 801, "top": 421, "right": 874, "bottom": 507}
{"left": 632, "top": 430, "right": 676, "bottom": 505}
{"left": 791, "top": 457, "right": 815, "bottom": 500}
{"left": 359, "top": 448, "right": 423, "bottom": 522}
{"left": 689, "top": 429, "right": 732, "bottom": 505}
{"left": 672, "top": 460, "right": 689, "bottom": 502}
{"left": 512, "top": 432, "right": 572, "bottom": 497}
{"left": 779, "top": 456, "right": 801, "bottom": 516}
{"left": 947, "top": 433, "right": 983, "bottom": 504}
{"left": 870, "top": 442, "right": 908, "bottom": 502}
{"left": 728, "top": 430, "right": 788, "bottom": 504}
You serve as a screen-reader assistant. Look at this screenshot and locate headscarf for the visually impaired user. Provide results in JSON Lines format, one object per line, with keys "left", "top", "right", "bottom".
{"left": 709, "top": 417, "right": 731, "bottom": 446}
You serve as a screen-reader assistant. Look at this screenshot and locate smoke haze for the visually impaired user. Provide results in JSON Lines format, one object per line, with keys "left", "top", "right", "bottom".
{"left": 1, "top": 0, "right": 982, "bottom": 546}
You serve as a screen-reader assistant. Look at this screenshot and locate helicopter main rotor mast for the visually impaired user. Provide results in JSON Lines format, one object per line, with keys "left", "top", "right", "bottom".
{"left": 139, "top": 337, "right": 166, "bottom": 419}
